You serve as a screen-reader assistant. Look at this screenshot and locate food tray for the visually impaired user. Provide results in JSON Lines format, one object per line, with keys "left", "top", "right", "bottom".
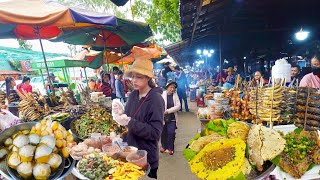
{"left": 72, "top": 162, "right": 151, "bottom": 180}
{"left": 270, "top": 125, "right": 320, "bottom": 180}
{"left": 0, "top": 122, "right": 76, "bottom": 180}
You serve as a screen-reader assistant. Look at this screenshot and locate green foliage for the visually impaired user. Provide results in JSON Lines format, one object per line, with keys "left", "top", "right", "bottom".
{"left": 183, "top": 148, "right": 196, "bottom": 161}
{"left": 9, "top": 60, "right": 22, "bottom": 71}
{"left": 227, "top": 172, "right": 247, "bottom": 180}
{"left": 132, "top": 0, "right": 181, "bottom": 43}
{"left": 17, "top": 39, "right": 32, "bottom": 50}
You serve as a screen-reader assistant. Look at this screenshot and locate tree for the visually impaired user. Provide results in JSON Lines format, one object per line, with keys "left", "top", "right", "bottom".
{"left": 58, "top": 0, "right": 181, "bottom": 44}
{"left": 132, "top": 0, "right": 181, "bottom": 43}
{"left": 17, "top": 39, "right": 32, "bottom": 50}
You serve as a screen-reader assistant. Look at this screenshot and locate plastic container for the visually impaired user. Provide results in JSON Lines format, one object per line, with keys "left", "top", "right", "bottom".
{"left": 102, "top": 144, "right": 120, "bottom": 157}
{"left": 126, "top": 150, "right": 148, "bottom": 169}
{"left": 272, "top": 59, "right": 291, "bottom": 82}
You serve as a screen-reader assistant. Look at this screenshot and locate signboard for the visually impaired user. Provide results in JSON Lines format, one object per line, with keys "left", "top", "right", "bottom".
{"left": 31, "top": 59, "right": 88, "bottom": 70}
{"left": 21, "top": 60, "right": 32, "bottom": 72}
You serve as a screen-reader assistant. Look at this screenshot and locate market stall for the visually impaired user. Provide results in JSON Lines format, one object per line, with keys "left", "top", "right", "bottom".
{"left": 190, "top": 79, "right": 320, "bottom": 180}
{"left": 31, "top": 58, "right": 89, "bottom": 90}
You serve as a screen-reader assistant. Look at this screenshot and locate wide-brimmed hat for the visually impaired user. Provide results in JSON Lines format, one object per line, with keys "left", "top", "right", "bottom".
{"left": 125, "top": 59, "right": 156, "bottom": 78}
{"left": 226, "top": 67, "right": 234, "bottom": 73}
{"left": 166, "top": 80, "right": 178, "bottom": 89}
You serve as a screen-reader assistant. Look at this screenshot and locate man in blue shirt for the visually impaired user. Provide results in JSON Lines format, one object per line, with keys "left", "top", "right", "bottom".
{"left": 174, "top": 66, "right": 189, "bottom": 112}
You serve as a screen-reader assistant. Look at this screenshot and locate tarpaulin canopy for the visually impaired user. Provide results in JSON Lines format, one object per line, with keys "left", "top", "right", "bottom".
{"left": 0, "top": 46, "right": 65, "bottom": 61}
{"left": 31, "top": 58, "right": 89, "bottom": 69}
{"left": 0, "top": 0, "right": 117, "bottom": 39}
{"left": 114, "top": 45, "right": 162, "bottom": 64}
{"left": 50, "top": 19, "right": 153, "bottom": 48}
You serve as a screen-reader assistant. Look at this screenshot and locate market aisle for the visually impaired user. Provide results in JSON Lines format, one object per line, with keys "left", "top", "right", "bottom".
{"left": 141, "top": 100, "right": 200, "bottom": 180}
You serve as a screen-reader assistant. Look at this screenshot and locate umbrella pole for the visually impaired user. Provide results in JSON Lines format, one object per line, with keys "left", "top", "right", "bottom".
{"left": 36, "top": 27, "right": 55, "bottom": 96}
{"left": 120, "top": 47, "right": 124, "bottom": 70}
{"left": 84, "top": 68, "right": 89, "bottom": 87}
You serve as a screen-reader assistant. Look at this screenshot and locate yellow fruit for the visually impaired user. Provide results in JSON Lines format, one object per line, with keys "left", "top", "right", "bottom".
{"left": 66, "top": 135, "right": 74, "bottom": 144}
{"left": 62, "top": 130, "right": 67, "bottom": 139}
{"left": 56, "top": 140, "right": 63, "bottom": 148}
{"left": 41, "top": 120, "right": 46, "bottom": 125}
{"left": 54, "top": 130, "right": 63, "bottom": 140}
{"left": 41, "top": 130, "right": 49, "bottom": 137}
{"left": 62, "top": 140, "right": 67, "bottom": 148}
{"left": 41, "top": 126, "right": 46, "bottom": 132}
{"left": 35, "top": 130, "right": 41, "bottom": 136}
{"left": 30, "top": 127, "right": 36, "bottom": 134}
{"left": 61, "top": 147, "right": 69, "bottom": 158}
{"left": 51, "top": 122, "right": 59, "bottom": 131}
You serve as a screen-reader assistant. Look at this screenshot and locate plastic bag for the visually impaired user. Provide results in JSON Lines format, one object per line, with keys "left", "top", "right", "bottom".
{"left": 111, "top": 99, "right": 124, "bottom": 118}
{"left": 0, "top": 109, "right": 21, "bottom": 132}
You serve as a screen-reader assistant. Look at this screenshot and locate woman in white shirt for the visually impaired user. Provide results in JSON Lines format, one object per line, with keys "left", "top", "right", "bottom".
{"left": 160, "top": 81, "right": 180, "bottom": 155}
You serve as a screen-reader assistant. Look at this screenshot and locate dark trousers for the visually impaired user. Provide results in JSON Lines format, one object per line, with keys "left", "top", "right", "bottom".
{"left": 148, "top": 167, "right": 158, "bottom": 179}
{"left": 177, "top": 89, "right": 189, "bottom": 111}
{"left": 111, "top": 93, "right": 116, "bottom": 100}
{"left": 161, "top": 121, "right": 176, "bottom": 151}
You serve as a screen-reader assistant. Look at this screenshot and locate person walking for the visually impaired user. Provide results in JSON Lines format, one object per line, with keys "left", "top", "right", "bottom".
{"left": 160, "top": 80, "right": 180, "bottom": 155}
{"left": 174, "top": 66, "right": 189, "bottom": 112}
{"left": 115, "top": 70, "right": 125, "bottom": 103}
{"left": 110, "top": 66, "right": 119, "bottom": 99}
{"left": 112, "top": 59, "right": 165, "bottom": 179}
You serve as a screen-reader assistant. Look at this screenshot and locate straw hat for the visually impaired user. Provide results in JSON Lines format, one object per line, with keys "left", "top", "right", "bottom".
{"left": 226, "top": 67, "right": 234, "bottom": 73}
{"left": 124, "top": 59, "right": 156, "bottom": 78}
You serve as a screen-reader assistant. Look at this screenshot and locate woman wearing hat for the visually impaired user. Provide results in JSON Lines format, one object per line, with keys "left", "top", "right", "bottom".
{"left": 160, "top": 80, "right": 180, "bottom": 155}
{"left": 112, "top": 59, "right": 165, "bottom": 179}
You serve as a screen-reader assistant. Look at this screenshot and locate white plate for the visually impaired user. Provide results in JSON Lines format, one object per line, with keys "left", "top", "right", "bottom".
{"left": 270, "top": 125, "right": 320, "bottom": 180}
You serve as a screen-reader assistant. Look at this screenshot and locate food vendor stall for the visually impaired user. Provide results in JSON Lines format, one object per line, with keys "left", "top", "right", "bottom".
{"left": 31, "top": 58, "right": 90, "bottom": 92}
{"left": 188, "top": 79, "right": 320, "bottom": 180}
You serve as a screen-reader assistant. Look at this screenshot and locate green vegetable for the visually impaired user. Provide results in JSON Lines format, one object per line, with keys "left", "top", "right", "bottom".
{"left": 207, "top": 120, "right": 234, "bottom": 136}
{"left": 294, "top": 127, "right": 303, "bottom": 134}
{"left": 188, "top": 133, "right": 201, "bottom": 145}
{"left": 183, "top": 148, "right": 196, "bottom": 161}
{"left": 271, "top": 155, "right": 280, "bottom": 166}
{"left": 227, "top": 172, "right": 247, "bottom": 180}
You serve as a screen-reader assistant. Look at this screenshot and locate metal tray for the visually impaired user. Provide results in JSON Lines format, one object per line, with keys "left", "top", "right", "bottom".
{"left": 0, "top": 122, "right": 76, "bottom": 180}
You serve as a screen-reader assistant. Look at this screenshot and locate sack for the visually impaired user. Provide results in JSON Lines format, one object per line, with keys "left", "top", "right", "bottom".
{"left": 164, "top": 113, "right": 175, "bottom": 123}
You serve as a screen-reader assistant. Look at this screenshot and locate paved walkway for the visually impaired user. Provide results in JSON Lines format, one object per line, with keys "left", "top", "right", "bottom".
{"left": 142, "top": 100, "right": 200, "bottom": 180}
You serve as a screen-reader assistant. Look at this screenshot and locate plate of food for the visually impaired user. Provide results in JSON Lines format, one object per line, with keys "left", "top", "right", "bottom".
{"left": 271, "top": 125, "right": 320, "bottom": 180}
{"left": 183, "top": 119, "right": 285, "bottom": 180}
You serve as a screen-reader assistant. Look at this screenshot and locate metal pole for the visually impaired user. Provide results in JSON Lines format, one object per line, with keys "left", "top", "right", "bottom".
{"left": 84, "top": 68, "right": 89, "bottom": 87}
{"left": 36, "top": 26, "right": 55, "bottom": 96}
{"left": 219, "top": 32, "right": 222, "bottom": 86}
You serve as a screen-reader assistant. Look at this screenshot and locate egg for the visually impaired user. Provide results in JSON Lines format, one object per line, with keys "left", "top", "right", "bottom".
{"left": 29, "top": 134, "right": 40, "bottom": 145}
{"left": 33, "top": 163, "right": 51, "bottom": 180}
{"left": 40, "top": 135, "right": 56, "bottom": 149}
{"left": 13, "top": 134, "right": 29, "bottom": 148}
{"left": 35, "top": 122, "right": 41, "bottom": 131}
{"left": 47, "top": 153, "right": 62, "bottom": 169}
{"left": 17, "top": 162, "right": 33, "bottom": 179}
{"left": 4, "top": 137, "right": 12, "bottom": 147}
{"left": 19, "top": 145, "right": 36, "bottom": 162}
{"left": 7, "top": 151, "right": 21, "bottom": 169}
{"left": 35, "top": 145, "right": 52, "bottom": 163}
{"left": 0, "top": 148, "right": 8, "bottom": 159}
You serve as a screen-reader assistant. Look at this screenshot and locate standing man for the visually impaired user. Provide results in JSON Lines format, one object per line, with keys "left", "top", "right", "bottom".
{"left": 290, "top": 64, "right": 300, "bottom": 86}
{"left": 110, "top": 66, "right": 119, "bottom": 99}
{"left": 174, "top": 66, "right": 189, "bottom": 112}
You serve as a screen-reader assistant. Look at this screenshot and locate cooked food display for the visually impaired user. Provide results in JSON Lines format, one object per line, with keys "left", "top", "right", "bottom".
{"left": 3, "top": 122, "right": 68, "bottom": 180}
{"left": 278, "top": 130, "right": 320, "bottom": 179}
{"left": 72, "top": 107, "right": 125, "bottom": 139}
{"left": 247, "top": 124, "right": 286, "bottom": 171}
{"left": 295, "top": 87, "right": 320, "bottom": 130}
{"left": 184, "top": 119, "right": 281, "bottom": 180}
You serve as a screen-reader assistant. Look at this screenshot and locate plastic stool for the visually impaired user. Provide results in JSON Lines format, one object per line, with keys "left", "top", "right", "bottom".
{"left": 196, "top": 97, "right": 205, "bottom": 107}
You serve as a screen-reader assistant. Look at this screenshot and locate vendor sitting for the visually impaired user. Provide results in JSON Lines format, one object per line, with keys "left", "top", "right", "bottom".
{"left": 300, "top": 54, "right": 320, "bottom": 88}
{"left": 223, "top": 67, "right": 235, "bottom": 89}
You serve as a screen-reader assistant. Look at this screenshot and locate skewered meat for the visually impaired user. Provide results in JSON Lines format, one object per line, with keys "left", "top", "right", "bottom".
{"left": 296, "top": 113, "right": 320, "bottom": 121}
{"left": 279, "top": 153, "right": 312, "bottom": 179}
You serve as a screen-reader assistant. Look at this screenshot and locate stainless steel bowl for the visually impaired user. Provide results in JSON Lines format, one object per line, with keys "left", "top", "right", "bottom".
{"left": 0, "top": 122, "right": 76, "bottom": 180}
